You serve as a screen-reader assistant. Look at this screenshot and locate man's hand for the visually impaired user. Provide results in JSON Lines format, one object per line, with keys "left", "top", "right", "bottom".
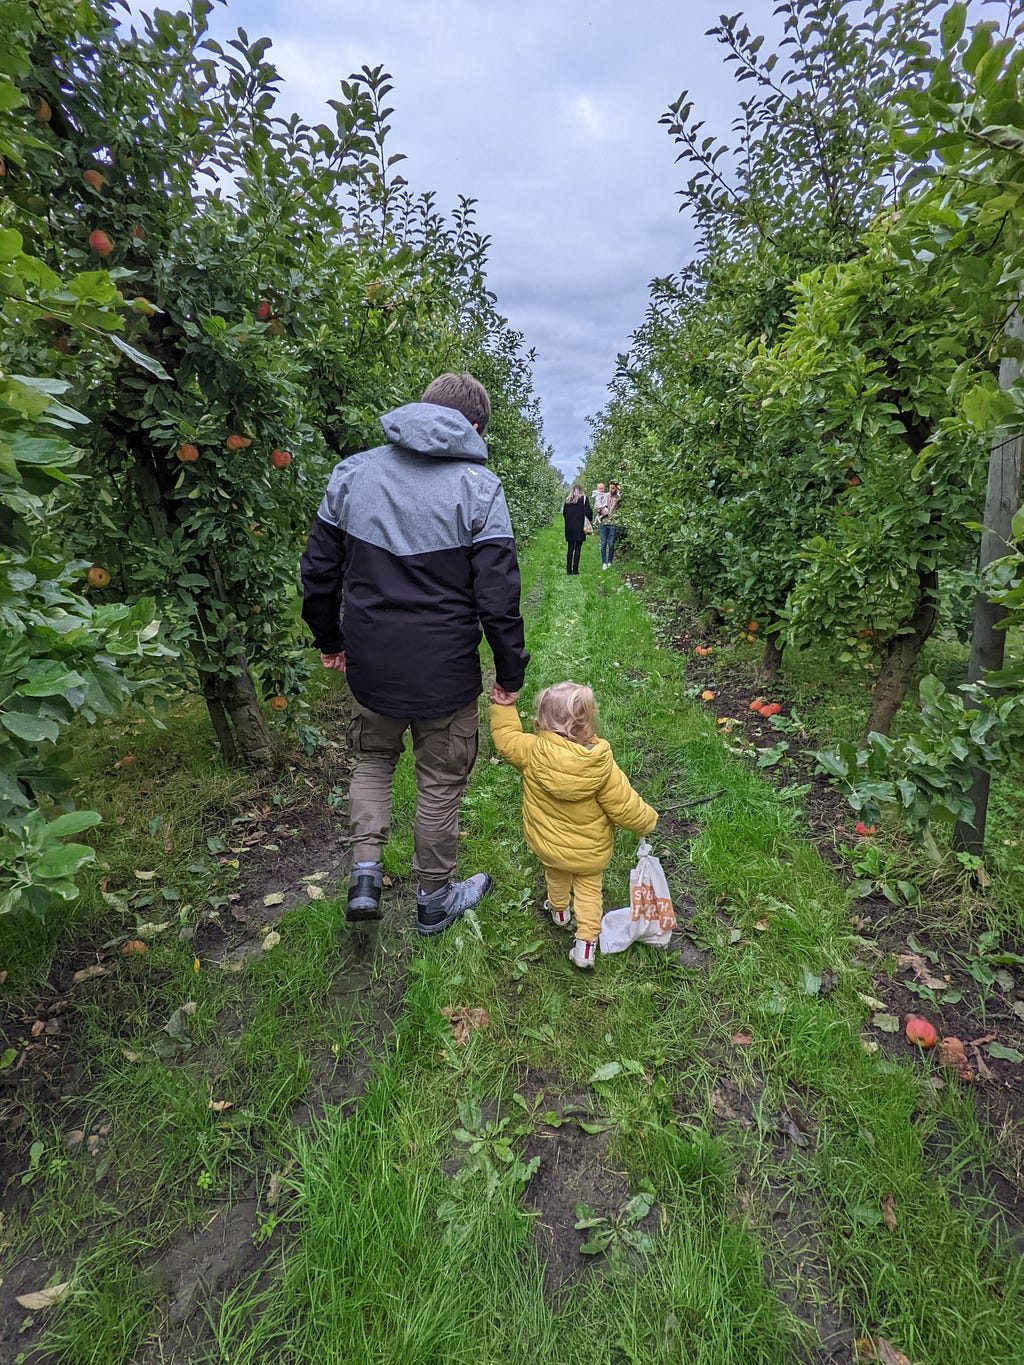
{"left": 320, "top": 651, "right": 347, "bottom": 673}
{"left": 490, "top": 684, "right": 519, "bottom": 706}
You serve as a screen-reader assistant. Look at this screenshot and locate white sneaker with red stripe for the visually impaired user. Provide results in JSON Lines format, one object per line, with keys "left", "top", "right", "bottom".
{"left": 544, "top": 899, "right": 573, "bottom": 929}
{"left": 569, "top": 938, "right": 596, "bottom": 969}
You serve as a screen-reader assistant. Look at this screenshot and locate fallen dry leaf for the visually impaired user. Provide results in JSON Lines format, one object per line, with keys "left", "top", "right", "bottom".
{"left": 938, "top": 1036, "right": 974, "bottom": 1082}
{"left": 754, "top": 918, "right": 770, "bottom": 932}
{"left": 966, "top": 1037, "right": 994, "bottom": 1082}
{"left": 72, "top": 963, "right": 107, "bottom": 986}
{"left": 882, "top": 1192, "right": 897, "bottom": 1231}
{"left": 30, "top": 1020, "right": 45, "bottom": 1038}
{"left": 114, "top": 753, "right": 135, "bottom": 768}
{"left": 63, "top": 1129, "right": 85, "bottom": 1150}
{"left": 306, "top": 884, "right": 325, "bottom": 900}
{"left": 441, "top": 1005, "right": 490, "bottom": 1046}
{"left": 121, "top": 940, "right": 147, "bottom": 956}
{"left": 855, "top": 1336, "right": 913, "bottom": 1365}
{"left": 262, "top": 931, "right": 281, "bottom": 952}
{"left": 858, "top": 993, "right": 889, "bottom": 1014}
{"left": 896, "top": 952, "right": 946, "bottom": 992}
{"left": 262, "top": 892, "right": 285, "bottom": 907}
{"left": 0, "top": 969, "right": 7, "bottom": 985}
{"left": 731, "top": 1029, "right": 754, "bottom": 1046}
{"left": 208, "top": 1099, "right": 233, "bottom": 1113}
{"left": 16, "top": 1281, "right": 71, "bottom": 1310}
{"left": 133, "top": 870, "right": 156, "bottom": 882}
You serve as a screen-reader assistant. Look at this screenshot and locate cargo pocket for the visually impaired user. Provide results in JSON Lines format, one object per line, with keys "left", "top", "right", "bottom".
{"left": 446, "top": 705, "right": 480, "bottom": 782}
{"left": 347, "top": 710, "right": 403, "bottom": 759}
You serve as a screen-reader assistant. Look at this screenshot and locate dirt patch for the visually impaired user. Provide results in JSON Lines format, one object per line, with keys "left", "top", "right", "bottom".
{"left": 672, "top": 1051, "right": 855, "bottom": 1364}
{"left": 755, "top": 1184, "right": 856, "bottom": 1365}
{"left": 473, "top": 1072, "right": 658, "bottom": 1301}
{"left": 223, "top": 798, "right": 351, "bottom": 931}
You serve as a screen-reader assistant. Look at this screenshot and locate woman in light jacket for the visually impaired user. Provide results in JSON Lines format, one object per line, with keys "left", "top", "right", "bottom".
{"left": 599, "top": 480, "right": 621, "bottom": 569}
{"left": 562, "top": 484, "right": 593, "bottom": 575}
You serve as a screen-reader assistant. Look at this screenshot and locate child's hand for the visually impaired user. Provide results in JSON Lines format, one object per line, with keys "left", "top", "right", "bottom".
{"left": 490, "top": 684, "right": 519, "bottom": 706}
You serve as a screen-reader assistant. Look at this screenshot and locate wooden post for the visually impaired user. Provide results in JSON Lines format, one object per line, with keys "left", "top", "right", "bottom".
{"left": 953, "top": 309, "right": 1024, "bottom": 855}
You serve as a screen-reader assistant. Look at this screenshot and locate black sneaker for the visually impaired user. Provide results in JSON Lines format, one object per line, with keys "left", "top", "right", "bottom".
{"left": 346, "top": 863, "right": 384, "bottom": 921}
{"left": 416, "top": 873, "right": 492, "bottom": 937}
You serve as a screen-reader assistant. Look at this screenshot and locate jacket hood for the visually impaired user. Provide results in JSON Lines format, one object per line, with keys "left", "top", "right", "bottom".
{"left": 526, "top": 732, "right": 613, "bottom": 801}
{"left": 380, "top": 402, "right": 488, "bottom": 463}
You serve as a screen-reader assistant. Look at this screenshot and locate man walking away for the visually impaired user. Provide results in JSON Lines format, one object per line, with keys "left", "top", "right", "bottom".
{"left": 300, "top": 373, "right": 529, "bottom": 937}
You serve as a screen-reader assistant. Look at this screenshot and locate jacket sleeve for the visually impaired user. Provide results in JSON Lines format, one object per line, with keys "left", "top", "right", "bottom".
{"left": 488, "top": 702, "right": 534, "bottom": 771}
{"left": 597, "top": 762, "right": 658, "bottom": 836}
{"left": 470, "top": 482, "right": 529, "bottom": 692}
{"left": 299, "top": 514, "right": 346, "bottom": 653}
{"left": 584, "top": 498, "right": 593, "bottom": 520}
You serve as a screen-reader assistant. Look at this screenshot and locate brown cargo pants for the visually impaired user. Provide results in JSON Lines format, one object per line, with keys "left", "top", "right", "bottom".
{"left": 346, "top": 697, "right": 480, "bottom": 890}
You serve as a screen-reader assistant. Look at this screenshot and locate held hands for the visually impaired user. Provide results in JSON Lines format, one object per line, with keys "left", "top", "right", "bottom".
{"left": 489, "top": 683, "right": 519, "bottom": 706}
{"left": 320, "top": 651, "right": 347, "bottom": 673}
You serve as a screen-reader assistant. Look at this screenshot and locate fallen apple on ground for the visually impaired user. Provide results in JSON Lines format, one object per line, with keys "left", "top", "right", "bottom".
{"left": 905, "top": 1015, "right": 937, "bottom": 1049}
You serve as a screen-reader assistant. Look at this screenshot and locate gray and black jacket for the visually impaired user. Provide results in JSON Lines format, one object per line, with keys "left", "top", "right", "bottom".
{"left": 300, "top": 403, "right": 529, "bottom": 720}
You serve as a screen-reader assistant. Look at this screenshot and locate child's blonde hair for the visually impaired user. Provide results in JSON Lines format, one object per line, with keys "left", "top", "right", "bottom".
{"left": 534, "top": 681, "right": 597, "bottom": 746}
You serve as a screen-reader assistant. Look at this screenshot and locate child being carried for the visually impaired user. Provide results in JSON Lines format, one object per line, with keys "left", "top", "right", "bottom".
{"left": 489, "top": 681, "right": 658, "bottom": 968}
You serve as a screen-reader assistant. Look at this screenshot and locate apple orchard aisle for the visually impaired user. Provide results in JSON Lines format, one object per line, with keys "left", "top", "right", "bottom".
{"left": 203, "top": 524, "right": 1024, "bottom": 1365}
{"left": 3, "top": 527, "right": 1020, "bottom": 1365}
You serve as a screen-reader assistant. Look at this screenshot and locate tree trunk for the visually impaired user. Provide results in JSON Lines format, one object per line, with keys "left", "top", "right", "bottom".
{"left": 219, "top": 652, "right": 274, "bottom": 766}
{"left": 755, "top": 629, "right": 785, "bottom": 682}
{"left": 953, "top": 309, "right": 1024, "bottom": 854}
{"left": 864, "top": 569, "right": 939, "bottom": 738}
{"left": 198, "top": 676, "right": 238, "bottom": 766}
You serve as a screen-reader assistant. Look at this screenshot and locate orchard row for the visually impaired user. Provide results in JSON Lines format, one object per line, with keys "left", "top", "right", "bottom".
{"left": 583, "top": 0, "right": 1024, "bottom": 843}
{"left": 0, "top": 0, "right": 560, "bottom": 918}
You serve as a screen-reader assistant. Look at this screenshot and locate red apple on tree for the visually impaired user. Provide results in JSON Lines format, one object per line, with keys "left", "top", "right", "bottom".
{"left": 88, "top": 229, "right": 113, "bottom": 256}
{"left": 270, "top": 449, "right": 292, "bottom": 469}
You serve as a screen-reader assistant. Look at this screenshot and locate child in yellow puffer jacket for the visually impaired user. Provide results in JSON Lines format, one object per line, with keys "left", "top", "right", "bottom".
{"left": 489, "top": 680, "right": 658, "bottom": 968}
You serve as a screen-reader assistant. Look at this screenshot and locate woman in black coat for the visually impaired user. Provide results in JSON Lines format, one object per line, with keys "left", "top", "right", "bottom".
{"left": 561, "top": 484, "right": 593, "bottom": 575}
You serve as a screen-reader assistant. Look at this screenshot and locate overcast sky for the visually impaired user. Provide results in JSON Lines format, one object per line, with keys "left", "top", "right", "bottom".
{"left": 192, "top": 0, "right": 784, "bottom": 477}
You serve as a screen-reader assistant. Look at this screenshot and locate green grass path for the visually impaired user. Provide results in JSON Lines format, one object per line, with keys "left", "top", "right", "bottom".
{"left": 213, "top": 527, "right": 1023, "bottom": 1364}
{"left": 20, "top": 526, "right": 1024, "bottom": 1364}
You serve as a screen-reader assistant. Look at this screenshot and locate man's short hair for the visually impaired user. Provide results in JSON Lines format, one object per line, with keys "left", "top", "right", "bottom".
{"left": 421, "top": 372, "right": 491, "bottom": 434}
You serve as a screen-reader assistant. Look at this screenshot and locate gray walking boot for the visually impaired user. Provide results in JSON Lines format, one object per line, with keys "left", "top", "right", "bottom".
{"left": 346, "top": 862, "right": 384, "bottom": 921}
{"left": 416, "top": 873, "right": 492, "bottom": 937}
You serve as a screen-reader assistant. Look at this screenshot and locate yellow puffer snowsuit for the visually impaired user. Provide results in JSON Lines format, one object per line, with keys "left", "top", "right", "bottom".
{"left": 489, "top": 704, "right": 658, "bottom": 873}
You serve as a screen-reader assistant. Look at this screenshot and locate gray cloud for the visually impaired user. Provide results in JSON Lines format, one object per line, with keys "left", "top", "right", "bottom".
{"left": 197, "top": 0, "right": 782, "bottom": 476}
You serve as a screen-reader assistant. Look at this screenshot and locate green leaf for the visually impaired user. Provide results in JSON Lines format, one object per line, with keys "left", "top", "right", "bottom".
{"left": 986, "top": 1042, "right": 1023, "bottom": 1063}
{"left": 0, "top": 712, "right": 60, "bottom": 744}
{"left": 589, "top": 1061, "right": 623, "bottom": 1083}
{"left": 940, "top": 2, "right": 967, "bottom": 51}
{"left": 45, "top": 810, "right": 102, "bottom": 838}
{"left": 108, "top": 334, "right": 171, "bottom": 380}
{"left": 34, "top": 842, "right": 95, "bottom": 879}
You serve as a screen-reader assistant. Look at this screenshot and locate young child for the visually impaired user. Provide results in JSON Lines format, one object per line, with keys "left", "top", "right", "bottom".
{"left": 489, "top": 681, "right": 658, "bottom": 968}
